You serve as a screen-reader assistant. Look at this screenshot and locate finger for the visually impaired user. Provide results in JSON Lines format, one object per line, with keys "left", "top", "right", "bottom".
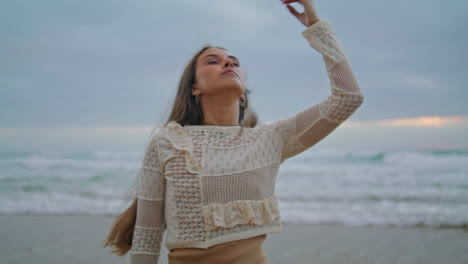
{"left": 282, "top": 0, "right": 300, "bottom": 4}
{"left": 286, "top": 4, "right": 301, "bottom": 18}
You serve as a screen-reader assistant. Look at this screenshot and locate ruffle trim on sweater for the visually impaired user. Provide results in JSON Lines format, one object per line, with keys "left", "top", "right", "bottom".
{"left": 202, "top": 195, "right": 281, "bottom": 231}
{"left": 164, "top": 121, "right": 202, "bottom": 174}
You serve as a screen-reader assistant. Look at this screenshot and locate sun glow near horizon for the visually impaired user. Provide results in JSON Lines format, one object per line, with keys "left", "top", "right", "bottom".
{"left": 1, "top": 115, "right": 467, "bottom": 152}
{"left": 1, "top": 116, "right": 468, "bottom": 133}
{"left": 343, "top": 116, "right": 468, "bottom": 128}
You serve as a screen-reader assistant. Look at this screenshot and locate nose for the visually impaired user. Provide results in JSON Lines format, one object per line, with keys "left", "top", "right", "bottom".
{"left": 224, "top": 59, "right": 234, "bottom": 68}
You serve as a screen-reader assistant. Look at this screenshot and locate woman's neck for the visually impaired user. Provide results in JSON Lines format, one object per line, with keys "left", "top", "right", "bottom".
{"left": 200, "top": 98, "right": 240, "bottom": 126}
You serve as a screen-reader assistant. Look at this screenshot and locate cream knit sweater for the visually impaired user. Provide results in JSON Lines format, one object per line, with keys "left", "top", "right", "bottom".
{"left": 129, "top": 19, "right": 364, "bottom": 263}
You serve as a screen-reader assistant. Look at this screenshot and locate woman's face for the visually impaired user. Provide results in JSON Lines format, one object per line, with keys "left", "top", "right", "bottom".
{"left": 192, "top": 48, "right": 246, "bottom": 98}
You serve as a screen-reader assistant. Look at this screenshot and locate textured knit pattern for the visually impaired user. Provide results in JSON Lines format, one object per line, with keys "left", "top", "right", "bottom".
{"left": 129, "top": 137, "right": 166, "bottom": 263}
{"left": 129, "top": 19, "right": 364, "bottom": 263}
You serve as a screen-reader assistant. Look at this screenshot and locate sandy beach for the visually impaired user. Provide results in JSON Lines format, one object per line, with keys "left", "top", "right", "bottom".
{"left": 1, "top": 215, "right": 467, "bottom": 264}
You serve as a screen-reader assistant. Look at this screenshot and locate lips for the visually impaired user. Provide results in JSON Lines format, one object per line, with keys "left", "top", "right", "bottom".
{"left": 223, "top": 69, "right": 238, "bottom": 76}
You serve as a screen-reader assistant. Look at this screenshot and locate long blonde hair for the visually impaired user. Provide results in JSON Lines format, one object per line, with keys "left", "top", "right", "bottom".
{"left": 102, "top": 45, "right": 258, "bottom": 255}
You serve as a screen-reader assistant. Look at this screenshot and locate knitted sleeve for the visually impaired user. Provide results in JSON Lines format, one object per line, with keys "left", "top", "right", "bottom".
{"left": 130, "top": 133, "right": 166, "bottom": 264}
{"left": 273, "top": 20, "right": 365, "bottom": 163}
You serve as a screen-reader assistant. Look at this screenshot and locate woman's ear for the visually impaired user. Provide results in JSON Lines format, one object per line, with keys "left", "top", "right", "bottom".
{"left": 192, "top": 87, "right": 201, "bottom": 96}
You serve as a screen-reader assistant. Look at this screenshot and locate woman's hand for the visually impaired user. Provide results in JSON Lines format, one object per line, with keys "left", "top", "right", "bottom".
{"left": 281, "top": 0, "right": 320, "bottom": 27}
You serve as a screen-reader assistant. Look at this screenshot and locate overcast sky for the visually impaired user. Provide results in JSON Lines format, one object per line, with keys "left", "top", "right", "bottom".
{"left": 1, "top": 0, "right": 467, "bottom": 152}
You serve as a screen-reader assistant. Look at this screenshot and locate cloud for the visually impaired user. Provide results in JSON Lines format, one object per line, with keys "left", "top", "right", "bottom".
{"left": 205, "top": 1, "right": 276, "bottom": 32}
{"left": 398, "top": 73, "right": 439, "bottom": 90}
{"left": 1, "top": 0, "right": 467, "bottom": 129}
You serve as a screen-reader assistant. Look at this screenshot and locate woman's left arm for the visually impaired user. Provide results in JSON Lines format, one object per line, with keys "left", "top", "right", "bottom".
{"left": 273, "top": 0, "right": 365, "bottom": 163}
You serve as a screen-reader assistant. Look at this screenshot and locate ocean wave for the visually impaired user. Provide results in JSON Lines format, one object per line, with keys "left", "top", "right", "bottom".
{"left": 1, "top": 148, "right": 468, "bottom": 229}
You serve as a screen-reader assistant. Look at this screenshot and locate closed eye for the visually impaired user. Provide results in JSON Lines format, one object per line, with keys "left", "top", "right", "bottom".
{"left": 207, "top": 60, "right": 240, "bottom": 67}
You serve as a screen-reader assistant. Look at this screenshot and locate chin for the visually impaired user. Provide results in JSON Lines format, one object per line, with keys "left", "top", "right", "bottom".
{"left": 221, "top": 81, "right": 245, "bottom": 94}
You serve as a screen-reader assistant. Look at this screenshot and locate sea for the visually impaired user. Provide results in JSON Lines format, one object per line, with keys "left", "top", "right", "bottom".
{"left": 1, "top": 148, "right": 467, "bottom": 230}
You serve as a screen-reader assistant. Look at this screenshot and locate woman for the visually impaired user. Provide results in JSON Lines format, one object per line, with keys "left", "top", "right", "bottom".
{"left": 103, "top": 0, "right": 364, "bottom": 263}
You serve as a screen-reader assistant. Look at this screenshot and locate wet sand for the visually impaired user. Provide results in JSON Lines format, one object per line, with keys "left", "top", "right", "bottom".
{"left": 1, "top": 215, "right": 467, "bottom": 264}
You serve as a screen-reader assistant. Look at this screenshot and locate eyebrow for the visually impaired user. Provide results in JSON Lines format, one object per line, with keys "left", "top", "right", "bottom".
{"left": 203, "top": 54, "right": 239, "bottom": 62}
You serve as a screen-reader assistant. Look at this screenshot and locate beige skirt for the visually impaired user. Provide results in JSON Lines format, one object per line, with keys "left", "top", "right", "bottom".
{"left": 168, "top": 234, "right": 269, "bottom": 264}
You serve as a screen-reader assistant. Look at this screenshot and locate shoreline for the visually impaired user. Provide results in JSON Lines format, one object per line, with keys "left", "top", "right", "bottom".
{"left": 1, "top": 215, "right": 467, "bottom": 264}
{"left": 3, "top": 212, "right": 468, "bottom": 232}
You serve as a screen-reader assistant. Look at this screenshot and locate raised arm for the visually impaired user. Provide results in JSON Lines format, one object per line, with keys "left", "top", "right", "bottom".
{"left": 130, "top": 132, "right": 166, "bottom": 263}
{"left": 273, "top": 1, "right": 364, "bottom": 163}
